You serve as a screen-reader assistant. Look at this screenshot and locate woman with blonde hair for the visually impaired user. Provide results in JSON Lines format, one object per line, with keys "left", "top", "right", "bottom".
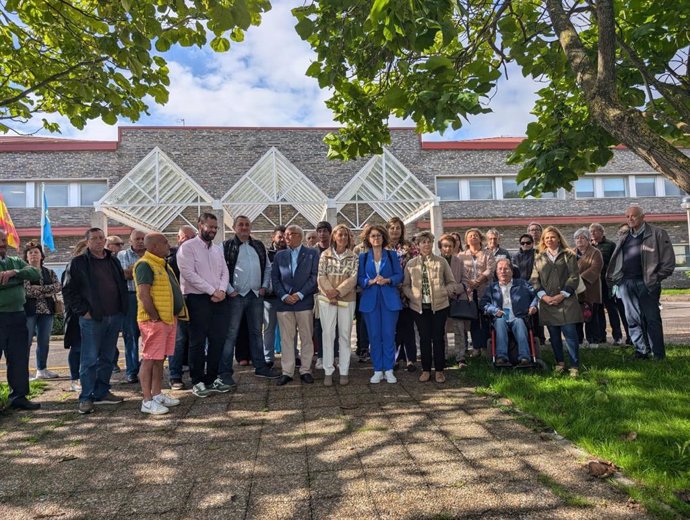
{"left": 531, "top": 226, "right": 583, "bottom": 377}
{"left": 317, "top": 224, "right": 358, "bottom": 386}
{"left": 458, "top": 228, "right": 496, "bottom": 357}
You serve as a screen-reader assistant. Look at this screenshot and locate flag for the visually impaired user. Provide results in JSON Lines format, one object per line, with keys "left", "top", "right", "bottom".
{"left": 0, "top": 193, "right": 20, "bottom": 249}
{"left": 41, "top": 188, "right": 56, "bottom": 252}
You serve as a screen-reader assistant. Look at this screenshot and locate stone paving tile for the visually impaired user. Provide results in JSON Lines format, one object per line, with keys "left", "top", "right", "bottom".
{"left": 0, "top": 362, "right": 654, "bottom": 520}
{"left": 311, "top": 495, "right": 379, "bottom": 520}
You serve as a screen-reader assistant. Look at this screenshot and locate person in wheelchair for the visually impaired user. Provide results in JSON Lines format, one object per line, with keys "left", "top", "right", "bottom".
{"left": 480, "top": 258, "right": 538, "bottom": 367}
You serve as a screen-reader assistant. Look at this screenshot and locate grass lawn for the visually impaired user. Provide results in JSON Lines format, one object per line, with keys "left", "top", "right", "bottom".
{"left": 661, "top": 288, "right": 690, "bottom": 296}
{"left": 461, "top": 344, "right": 690, "bottom": 519}
{"left": 0, "top": 380, "right": 46, "bottom": 410}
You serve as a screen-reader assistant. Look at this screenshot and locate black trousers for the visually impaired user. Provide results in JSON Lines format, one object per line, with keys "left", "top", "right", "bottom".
{"left": 415, "top": 307, "right": 449, "bottom": 372}
{"left": 0, "top": 311, "right": 30, "bottom": 402}
{"left": 355, "top": 293, "right": 369, "bottom": 357}
{"left": 234, "top": 315, "right": 250, "bottom": 362}
{"left": 594, "top": 278, "right": 622, "bottom": 342}
{"left": 396, "top": 307, "right": 417, "bottom": 363}
{"left": 185, "top": 294, "right": 231, "bottom": 386}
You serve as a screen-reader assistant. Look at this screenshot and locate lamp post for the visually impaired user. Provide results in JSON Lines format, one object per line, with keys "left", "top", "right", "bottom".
{"left": 682, "top": 196, "right": 690, "bottom": 267}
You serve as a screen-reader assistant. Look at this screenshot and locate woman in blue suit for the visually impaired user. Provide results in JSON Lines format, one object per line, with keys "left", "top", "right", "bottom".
{"left": 358, "top": 224, "right": 403, "bottom": 383}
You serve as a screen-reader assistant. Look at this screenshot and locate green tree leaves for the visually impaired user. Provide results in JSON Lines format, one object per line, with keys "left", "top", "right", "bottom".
{"left": 0, "top": 0, "right": 271, "bottom": 133}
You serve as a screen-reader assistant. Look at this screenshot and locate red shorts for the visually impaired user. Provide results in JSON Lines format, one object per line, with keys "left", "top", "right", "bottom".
{"left": 139, "top": 319, "right": 177, "bottom": 361}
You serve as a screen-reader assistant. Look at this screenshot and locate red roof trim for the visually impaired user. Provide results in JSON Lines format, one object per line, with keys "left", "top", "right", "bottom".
{"left": 17, "top": 226, "right": 132, "bottom": 237}
{"left": 422, "top": 139, "right": 524, "bottom": 150}
{"left": 0, "top": 140, "right": 118, "bottom": 153}
{"left": 416, "top": 213, "right": 684, "bottom": 228}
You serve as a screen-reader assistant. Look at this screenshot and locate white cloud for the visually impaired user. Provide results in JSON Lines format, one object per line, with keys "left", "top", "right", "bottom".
{"left": 43, "top": 1, "right": 536, "bottom": 142}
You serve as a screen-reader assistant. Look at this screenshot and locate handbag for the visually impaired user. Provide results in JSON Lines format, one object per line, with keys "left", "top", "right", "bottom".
{"left": 53, "top": 296, "right": 65, "bottom": 315}
{"left": 576, "top": 276, "right": 586, "bottom": 294}
{"left": 449, "top": 298, "right": 478, "bottom": 320}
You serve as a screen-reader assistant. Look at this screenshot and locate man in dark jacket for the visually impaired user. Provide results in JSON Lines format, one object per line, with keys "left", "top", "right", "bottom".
{"left": 480, "top": 258, "right": 538, "bottom": 367}
{"left": 264, "top": 225, "right": 286, "bottom": 366}
{"left": 0, "top": 230, "right": 40, "bottom": 410}
{"left": 220, "top": 216, "right": 278, "bottom": 387}
{"left": 607, "top": 206, "right": 675, "bottom": 360}
{"left": 63, "top": 228, "right": 128, "bottom": 414}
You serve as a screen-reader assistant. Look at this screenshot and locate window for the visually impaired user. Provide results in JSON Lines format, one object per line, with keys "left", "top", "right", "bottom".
{"left": 40, "top": 183, "right": 69, "bottom": 206}
{"left": 664, "top": 179, "right": 683, "bottom": 197}
{"left": 502, "top": 178, "right": 521, "bottom": 199}
{"left": 468, "top": 179, "right": 494, "bottom": 200}
{"left": 0, "top": 180, "right": 108, "bottom": 207}
{"left": 602, "top": 177, "right": 627, "bottom": 197}
{"left": 634, "top": 177, "right": 656, "bottom": 197}
{"left": 437, "top": 178, "right": 459, "bottom": 201}
{"left": 80, "top": 182, "right": 108, "bottom": 206}
{"left": 575, "top": 178, "right": 594, "bottom": 198}
{"left": 0, "top": 183, "right": 28, "bottom": 207}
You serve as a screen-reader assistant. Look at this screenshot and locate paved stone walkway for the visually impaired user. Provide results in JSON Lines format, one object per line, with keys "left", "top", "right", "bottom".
{"left": 0, "top": 360, "right": 650, "bottom": 520}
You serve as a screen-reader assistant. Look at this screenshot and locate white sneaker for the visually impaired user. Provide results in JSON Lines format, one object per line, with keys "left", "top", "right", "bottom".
{"left": 34, "top": 369, "right": 57, "bottom": 380}
{"left": 153, "top": 393, "right": 180, "bottom": 407}
{"left": 384, "top": 370, "right": 397, "bottom": 384}
{"left": 69, "top": 380, "right": 81, "bottom": 392}
{"left": 141, "top": 399, "right": 169, "bottom": 415}
{"left": 613, "top": 339, "right": 624, "bottom": 346}
{"left": 580, "top": 340, "right": 590, "bottom": 349}
{"left": 315, "top": 358, "right": 323, "bottom": 370}
{"left": 370, "top": 371, "right": 384, "bottom": 384}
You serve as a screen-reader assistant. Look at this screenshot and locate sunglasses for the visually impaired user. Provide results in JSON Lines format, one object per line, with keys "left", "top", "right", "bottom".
{"left": 520, "top": 241, "right": 533, "bottom": 245}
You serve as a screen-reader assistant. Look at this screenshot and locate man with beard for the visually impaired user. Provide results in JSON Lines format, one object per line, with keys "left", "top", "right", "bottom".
{"left": 177, "top": 213, "right": 231, "bottom": 397}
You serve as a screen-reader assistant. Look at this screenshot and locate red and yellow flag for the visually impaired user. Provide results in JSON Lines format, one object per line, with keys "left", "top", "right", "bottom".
{"left": 0, "top": 193, "right": 20, "bottom": 249}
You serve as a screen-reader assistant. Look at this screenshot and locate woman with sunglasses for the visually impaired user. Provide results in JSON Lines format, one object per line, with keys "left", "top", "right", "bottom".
{"left": 358, "top": 225, "right": 403, "bottom": 383}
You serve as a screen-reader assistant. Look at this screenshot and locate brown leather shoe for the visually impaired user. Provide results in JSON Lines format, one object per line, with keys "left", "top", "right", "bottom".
{"left": 418, "top": 371, "right": 431, "bottom": 382}
{"left": 339, "top": 375, "right": 349, "bottom": 386}
{"left": 435, "top": 371, "right": 446, "bottom": 383}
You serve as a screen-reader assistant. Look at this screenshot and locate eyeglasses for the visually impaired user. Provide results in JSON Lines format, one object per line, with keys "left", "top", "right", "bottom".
{"left": 520, "top": 241, "right": 532, "bottom": 246}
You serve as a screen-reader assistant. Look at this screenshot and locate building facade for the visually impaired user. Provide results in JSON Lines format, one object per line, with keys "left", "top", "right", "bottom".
{"left": 1, "top": 127, "right": 688, "bottom": 285}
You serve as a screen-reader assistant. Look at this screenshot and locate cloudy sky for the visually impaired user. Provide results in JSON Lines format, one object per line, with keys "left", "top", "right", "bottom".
{"left": 53, "top": 0, "right": 538, "bottom": 142}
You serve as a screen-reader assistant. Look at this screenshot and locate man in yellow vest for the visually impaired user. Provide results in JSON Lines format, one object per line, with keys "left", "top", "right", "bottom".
{"left": 134, "top": 233, "right": 188, "bottom": 415}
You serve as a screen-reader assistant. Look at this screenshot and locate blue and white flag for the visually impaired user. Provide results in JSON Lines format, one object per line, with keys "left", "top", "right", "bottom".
{"left": 41, "top": 188, "right": 56, "bottom": 252}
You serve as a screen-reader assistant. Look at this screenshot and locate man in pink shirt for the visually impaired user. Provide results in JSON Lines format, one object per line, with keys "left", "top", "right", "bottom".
{"left": 177, "top": 213, "right": 232, "bottom": 398}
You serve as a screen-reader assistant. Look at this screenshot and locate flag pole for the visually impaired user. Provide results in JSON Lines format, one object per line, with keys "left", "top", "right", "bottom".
{"left": 40, "top": 182, "right": 45, "bottom": 248}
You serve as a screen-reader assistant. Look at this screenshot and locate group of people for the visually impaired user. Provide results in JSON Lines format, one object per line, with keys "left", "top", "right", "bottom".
{"left": 0, "top": 204, "right": 675, "bottom": 413}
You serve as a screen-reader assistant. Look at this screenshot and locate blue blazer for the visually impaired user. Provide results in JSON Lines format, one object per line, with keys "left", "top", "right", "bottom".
{"left": 479, "top": 278, "right": 538, "bottom": 319}
{"left": 271, "top": 246, "right": 320, "bottom": 312}
{"left": 358, "top": 249, "right": 403, "bottom": 313}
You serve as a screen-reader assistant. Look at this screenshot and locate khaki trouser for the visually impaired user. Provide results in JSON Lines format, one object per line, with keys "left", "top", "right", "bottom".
{"left": 277, "top": 310, "right": 314, "bottom": 377}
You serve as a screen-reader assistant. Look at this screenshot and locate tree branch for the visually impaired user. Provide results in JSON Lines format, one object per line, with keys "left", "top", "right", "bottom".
{"left": 595, "top": 0, "right": 616, "bottom": 97}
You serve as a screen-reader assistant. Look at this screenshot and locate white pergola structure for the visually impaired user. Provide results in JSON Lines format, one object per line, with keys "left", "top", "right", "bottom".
{"left": 93, "top": 145, "right": 443, "bottom": 239}
{"left": 220, "top": 147, "right": 327, "bottom": 232}
{"left": 335, "top": 148, "right": 440, "bottom": 233}
{"left": 94, "top": 147, "right": 214, "bottom": 234}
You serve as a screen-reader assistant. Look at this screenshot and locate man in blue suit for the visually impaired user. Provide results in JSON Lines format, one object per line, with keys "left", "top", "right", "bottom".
{"left": 480, "top": 258, "right": 538, "bottom": 367}
{"left": 271, "top": 224, "right": 320, "bottom": 386}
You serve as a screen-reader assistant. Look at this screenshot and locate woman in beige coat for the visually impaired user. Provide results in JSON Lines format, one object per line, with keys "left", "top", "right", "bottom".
{"left": 403, "top": 232, "right": 459, "bottom": 383}
{"left": 317, "top": 224, "right": 358, "bottom": 386}
{"left": 530, "top": 226, "right": 583, "bottom": 377}
{"left": 459, "top": 228, "right": 496, "bottom": 357}
{"left": 572, "top": 227, "right": 603, "bottom": 348}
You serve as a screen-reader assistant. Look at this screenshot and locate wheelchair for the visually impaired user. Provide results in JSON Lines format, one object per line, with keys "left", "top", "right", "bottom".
{"left": 488, "top": 313, "right": 546, "bottom": 370}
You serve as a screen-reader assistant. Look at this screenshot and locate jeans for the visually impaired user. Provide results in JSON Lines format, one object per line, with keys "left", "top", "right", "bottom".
{"left": 122, "top": 292, "right": 140, "bottom": 378}
{"left": 168, "top": 319, "right": 189, "bottom": 380}
{"left": 220, "top": 292, "right": 267, "bottom": 384}
{"left": 547, "top": 323, "right": 579, "bottom": 368}
{"left": 186, "top": 294, "right": 231, "bottom": 386}
{"left": 0, "top": 311, "right": 30, "bottom": 402}
{"left": 619, "top": 278, "right": 665, "bottom": 358}
{"left": 27, "top": 313, "right": 54, "bottom": 370}
{"left": 415, "top": 307, "right": 448, "bottom": 372}
{"left": 494, "top": 315, "right": 530, "bottom": 361}
{"left": 79, "top": 313, "right": 124, "bottom": 402}
{"left": 263, "top": 298, "right": 278, "bottom": 363}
